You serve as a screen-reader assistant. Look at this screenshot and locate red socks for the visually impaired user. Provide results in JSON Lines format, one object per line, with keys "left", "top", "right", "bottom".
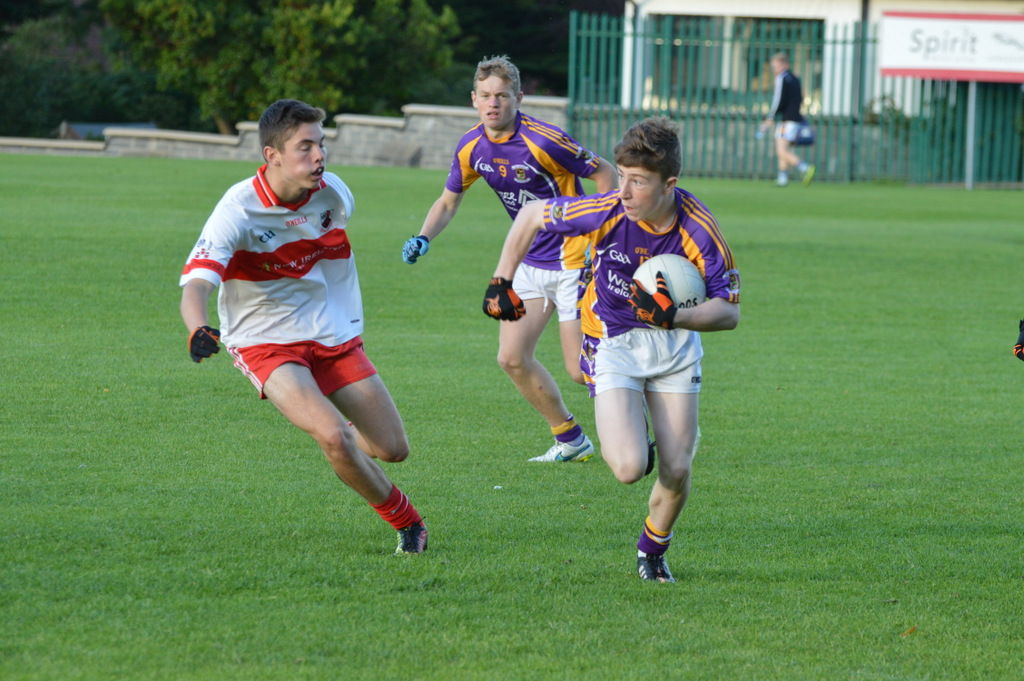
{"left": 370, "top": 484, "right": 422, "bottom": 530}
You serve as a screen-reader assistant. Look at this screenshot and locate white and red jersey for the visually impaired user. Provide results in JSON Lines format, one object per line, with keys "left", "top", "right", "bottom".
{"left": 180, "top": 166, "right": 362, "bottom": 349}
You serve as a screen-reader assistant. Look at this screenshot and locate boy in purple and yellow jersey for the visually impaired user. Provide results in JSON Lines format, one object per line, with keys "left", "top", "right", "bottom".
{"left": 404, "top": 55, "right": 617, "bottom": 463}
{"left": 484, "top": 117, "right": 740, "bottom": 582}
{"left": 180, "top": 99, "right": 427, "bottom": 555}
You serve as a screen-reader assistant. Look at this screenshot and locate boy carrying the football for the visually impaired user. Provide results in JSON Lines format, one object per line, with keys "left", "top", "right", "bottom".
{"left": 484, "top": 117, "right": 741, "bottom": 582}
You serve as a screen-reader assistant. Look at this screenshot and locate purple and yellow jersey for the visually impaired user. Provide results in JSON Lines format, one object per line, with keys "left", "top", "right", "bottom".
{"left": 543, "top": 188, "right": 740, "bottom": 339}
{"left": 445, "top": 112, "right": 602, "bottom": 271}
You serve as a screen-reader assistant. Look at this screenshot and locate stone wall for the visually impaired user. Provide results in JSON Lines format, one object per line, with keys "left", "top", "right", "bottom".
{"left": 0, "top": 96, "right": 570, "bottom": 170}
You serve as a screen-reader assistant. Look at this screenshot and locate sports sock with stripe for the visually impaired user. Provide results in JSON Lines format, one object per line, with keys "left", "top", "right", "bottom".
{"left": 370, "top": 484, "right": 422, "bottom": 530}
{"left": 552, "top": 414, "right": 584, "bottom": 446}
{"left": 636, "top": 516, "right": 673, "bottom": 557}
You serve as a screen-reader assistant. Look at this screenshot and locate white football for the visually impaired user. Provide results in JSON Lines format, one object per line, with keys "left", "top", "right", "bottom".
{"left": 633, "top": 254, "right": 707, "bottom": 312}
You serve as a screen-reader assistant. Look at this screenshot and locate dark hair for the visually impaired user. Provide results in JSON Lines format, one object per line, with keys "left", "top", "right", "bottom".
{"left": 258, "top": 99, "right": 326, "bottom": 152}
{"left": 613, "top": 117, "right": 682, "bottom": 181}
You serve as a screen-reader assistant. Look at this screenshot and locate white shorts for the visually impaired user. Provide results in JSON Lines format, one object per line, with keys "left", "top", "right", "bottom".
{"left": 775, "top": 121, "right": 802, "bottom": 142}
{"left": 581, "top": 327, "right": 703, "bottom": 397}
{"left": 512, "top": 262, "right": 586, "bottom": 323}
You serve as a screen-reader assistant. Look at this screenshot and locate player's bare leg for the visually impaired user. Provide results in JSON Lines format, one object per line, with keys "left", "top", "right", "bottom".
{"left": 597, "top": 387, "right": 698, "bottom": 582}
{"left": 497, "top": 297, "right": 572, "bottom": 427}
{"left": 774, "top": 137, "right": 811, "bottom": 185}
{"left": 643, "top": 390, "right": 699, "bottom": 532}
{"left": 264, "top": 363, "right": 427, "bottom": 552}
{"left": 775, "top": 137, "right": 800, "bottom": 172}
{"left": 558, "top": 318, "right": 586, "bottom": 385}
{"left": 594, "top": 387, "right": 650, "bottom": 483}
{"left": 263, "top": 363, "right": 393, "bottom": 504}
{"left": 499, "top": 298, "right": 593, "bottom": 461}
{"left": 327, "top": 374, "right": 410, "bottom": 463}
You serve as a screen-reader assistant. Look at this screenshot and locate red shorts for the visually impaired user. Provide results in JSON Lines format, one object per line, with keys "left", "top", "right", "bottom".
{"left": 228, "top": 337, "right": 377, "bottom": 399}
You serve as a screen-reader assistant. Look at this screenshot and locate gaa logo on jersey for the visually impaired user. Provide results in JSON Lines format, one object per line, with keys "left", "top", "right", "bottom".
{"left": 320, "top": 210, "right": 333, "bottom": 232}
{"left": 512, "top": 165, "right": 530, "bottom": 183}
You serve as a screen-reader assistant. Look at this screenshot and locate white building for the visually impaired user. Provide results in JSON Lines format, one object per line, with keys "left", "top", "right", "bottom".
{"left": 621, "top": 0, "right": 1024, "bottom": 115}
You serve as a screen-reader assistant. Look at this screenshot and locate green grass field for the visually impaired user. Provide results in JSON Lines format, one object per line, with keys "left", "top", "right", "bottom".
{"left": 1, "top": 153, "right": 1022, "bottom": 680}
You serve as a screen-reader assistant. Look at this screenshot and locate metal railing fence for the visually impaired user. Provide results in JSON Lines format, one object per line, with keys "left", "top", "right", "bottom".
{"left": 568, "top": 12, "right": 1024, "bottom": 185}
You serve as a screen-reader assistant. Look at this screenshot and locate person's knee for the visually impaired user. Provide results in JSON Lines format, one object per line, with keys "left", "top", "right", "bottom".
{"left": 657, "top": 458, "right": 691, "bottom": 489}
{"left": 656, "top": 435, "right": 697, "bottom": 488}
{"left": 497, "top": 347, "right": 528, "bottom": 374}
{"left": 374, "top": 435, "right": 410, "bottom": 463}
{"left": 606, "top": 454, "right": 646, "bottom": 485}
{"left": 317, "top": 427, "right": 356, "bottom": 467}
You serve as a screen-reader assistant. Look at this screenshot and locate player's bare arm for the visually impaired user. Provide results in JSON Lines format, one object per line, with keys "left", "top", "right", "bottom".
{"left": 404, "top": 189, "right": 465, "bottom": 264}
{"left": 672, "top": 297, "right": 740, "bottom": 332}
{"left": 180, "top": 278, "right": 220, "bottom": 362}
{"left": 419, "top": 188, "right": 465, "bottom": 241}
{"left": 590, "top": 157, "right": 619, "bottom": 193}
{"left": 482, "top": 200, "right": 547, "bottom": 321}
{"left": 493, "top": 200, "right": 546, "bottom": 280}
{"left": 180, "top": 278, "right": 216, "bottom": 330}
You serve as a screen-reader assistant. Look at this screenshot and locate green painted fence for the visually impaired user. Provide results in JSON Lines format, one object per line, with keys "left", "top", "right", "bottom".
{"left": 568, "top": 12, "right": 1024, "bottom": 185}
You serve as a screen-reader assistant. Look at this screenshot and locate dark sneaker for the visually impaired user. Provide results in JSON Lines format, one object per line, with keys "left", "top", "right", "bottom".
{"left": 395, "top": 522, "right": 428, "bottom": 554}
{"left": 637, "top": 552, "right": 675, "bottom": 583}
{"left": 645, "top": 437, "right": 656, "bottom": 477}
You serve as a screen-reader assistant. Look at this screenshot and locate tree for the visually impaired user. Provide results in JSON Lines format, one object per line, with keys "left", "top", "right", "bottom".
{"left": 429, "top": 0, "right": 622, "bottom": 96}
{"left": 0, "top": 0, "right": 72, "bottom": 28}
{"left": 0, "top": 0, "right": 211, "bottom": 138}
{"left": 100, "top": 0, "right": 459, "bottom": 134}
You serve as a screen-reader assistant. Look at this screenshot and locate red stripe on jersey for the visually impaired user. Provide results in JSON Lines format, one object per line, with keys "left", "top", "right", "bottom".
{"left": 224, "top": 229, "right": 352, "bottom": 281}
{"left": 182, "top": 258, "right": 226, "bottom": 277}
{"left": 253, "top": 165, "right": 276, "bottom": 207}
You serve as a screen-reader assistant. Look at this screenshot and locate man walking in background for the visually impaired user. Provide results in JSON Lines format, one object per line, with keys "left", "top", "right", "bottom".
{"left": 759, "top": 52, "right": 815, "bottom": 187}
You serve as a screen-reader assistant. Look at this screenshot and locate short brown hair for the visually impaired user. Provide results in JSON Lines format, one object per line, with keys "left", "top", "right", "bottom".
{"left": 258, "top": 99, "right": 326, "bottom": 152}
{"left": 474, "top": 55, "right": 521, "bottom": 95}
{"left": 613, "top": 117, "right": 682, "bottom": 181}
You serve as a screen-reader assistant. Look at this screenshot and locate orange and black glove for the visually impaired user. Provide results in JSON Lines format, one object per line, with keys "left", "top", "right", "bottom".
{"left": 1015, "top": 320, "right": 1024, "bottom": 361}
{"left": 189, "top": 325, "right": 221, "bottom": 363}
{"left": 482, "top": 277, "right": 525, "bottom": 321}
{"left": 629, "top": 272, "right": 677, "bottom": 329}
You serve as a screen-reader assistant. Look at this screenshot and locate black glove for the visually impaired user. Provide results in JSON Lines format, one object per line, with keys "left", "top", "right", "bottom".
{"left": 629, "top": 272, "right": 677, "bottom": 329}
{"left": 482, "top": 277, "right": 525, "bottom": 321}
{"left": 1015, "top": 320, "right": 1024, "bottom": 361}
{"left": 189, "top": 325, "right": 221, "bottom": 363}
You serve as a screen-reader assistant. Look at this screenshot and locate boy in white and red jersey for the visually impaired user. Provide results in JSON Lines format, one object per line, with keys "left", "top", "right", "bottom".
{"left": 180, "top": 99, "right": 427, "bottom": 554}
{"left": 403, "top": 55, "right": 617, "bottom": 464}
{"left": 484, "top": 117, "right": 740, "bottom": 582}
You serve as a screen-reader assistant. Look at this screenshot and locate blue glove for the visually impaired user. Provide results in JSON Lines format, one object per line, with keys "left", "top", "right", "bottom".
{"left": 402, "top": 235, "right": 430, "bottom": 264}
